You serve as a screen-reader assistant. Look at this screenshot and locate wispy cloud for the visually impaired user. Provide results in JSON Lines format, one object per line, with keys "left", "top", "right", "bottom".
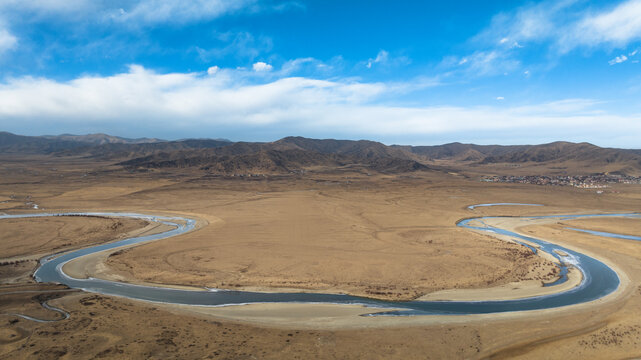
{"left": 113, "top": 0, "right": 256, "bottom": 25}
{"left": 0, "top": 65, "right": 637, "bottom": 144}
{"left": 363, "top": 49, "right": 410, "bottom": 70}
{"left": 0, "top": 28, "right": 17, "bottom": 55}
{"left": 608, "top": 47, "right": 640, "bottom": 65}
{"left": 609, "top": 54, "right": 628, "bottom": 65}
{"left": 0, "top": 1, "right": 278, "bottom": 69}
{"left": 196, "top": 32, "right": 273, "bottom": 62}
{"left": 455, "top": 0, "right": 641, "bottom": 76}
{"left": 474, "top": 0, "right": 574, "bottom": 46}
{"left": 447, "top": 0, "right": 576, "bottom": 76}
{"left": 252, "top": 61, "right": 273, "bottom": 72}
{"left": 278, "top": 57, "right": 318, "bottom": 75}
{"left": 0, "top": 0, "right": 96, "bottom": 16}
{"left": 366, "top": 50, "right": 388, "bottom": 68}
{"left": 561, "top": 0, "right": 641, "bottom": 51}
{"left": 0, "top": 0, "right": 256, "bottom": 25}
{"left": 448, "top": 50, "right": 520, "bottom": 76}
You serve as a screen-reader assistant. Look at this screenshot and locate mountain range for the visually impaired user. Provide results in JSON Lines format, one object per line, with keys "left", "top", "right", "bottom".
{"left": 2, "top": 132, "right": 640, "bottom": 176}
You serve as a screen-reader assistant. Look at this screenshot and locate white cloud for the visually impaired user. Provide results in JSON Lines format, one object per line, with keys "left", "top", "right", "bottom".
{"left": 471, "top": 0, "right": 641, "bottom": 65}
{"left": 496, "top": 96, "right": 505, "bottom": 100}
{"left": 0, "top": 28, "right": 17, "bottom": 54}
{"left": 252, "top": 62, "right": 273, "bottom": 72}
{"left": 207, "top": 66, "right": 220, "bottom": 75}
{"left": 280, "top": 57, "right": 313, "bottom": 71}
{"left": 366, "top": 50, "right": 389, "bottom": 68}
{"left": 564, "top": 0, "right": 641, "bottom": 49}
{"left": 0, "top": 0, "right": 95, "bottom": 14}
{"left": 454, "top": 50, "right": 520, "bottom": 76}
{"left": 114, "top": 0, "right": 255, "bottom": 25}
{"left": 0, "top": 65, "right": 638, "bottom": 143}
{"left": 609, "top": 54, "right": 628, "bottom": 65}
{"left": 475, "top": 0, "right": 572, "bottom": 46}
{"left": 0, "top": 0, "right": 258, "bottom": 26}
{"left": 448, "top": 1, "right": 569, "bottom": 78}
{"left": 364, "top": 50, "right": 410, "bottom": 69}
{"left": 196, "top": 32, "right": 273, "bottom": 62}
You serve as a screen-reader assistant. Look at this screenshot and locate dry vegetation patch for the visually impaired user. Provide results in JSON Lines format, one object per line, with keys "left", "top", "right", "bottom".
{"left": 0, "top": 216, "right": 148, "bottom": 284}
{"left": 104, "top": 188, "right": 559, "bottom": 300}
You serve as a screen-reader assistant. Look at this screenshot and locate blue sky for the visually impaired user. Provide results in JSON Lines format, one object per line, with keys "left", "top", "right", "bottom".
{"left": 0, "top": 0, "right": 640, "bottom": 146}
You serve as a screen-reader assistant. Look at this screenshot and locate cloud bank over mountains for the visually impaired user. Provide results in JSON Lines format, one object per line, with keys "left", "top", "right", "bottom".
{"left": 0, "top": 1, "right": 639, "bottom": 145}
{"left": 1, "top": 65, "right": 638, "bottom": 146}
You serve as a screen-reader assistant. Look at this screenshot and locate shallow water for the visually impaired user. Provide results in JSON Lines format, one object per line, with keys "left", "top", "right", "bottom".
{"left": 467, "top": 203, "right": 543, "bottom": 210}
{"left": 2, "top": 211, "right": 636, "bottom": 316}
{"left": 566, "top": 227, "right": 641, "bottom": 241}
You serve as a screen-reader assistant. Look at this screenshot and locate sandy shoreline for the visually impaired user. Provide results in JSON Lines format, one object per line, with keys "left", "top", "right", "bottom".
{"left": 418, "top": 267, "right": 582, "bottom": 302}
{"left": 62, "top": 213, "right": 583, "bottom": 301}
{"left": 61, "top": 221, "right": 178, "bottom": 280}
{"left": 160, "top": 213, "right": 630, "bottom": 329}
{"left": 54, "top": 213, "right": 632, "bottom": 330}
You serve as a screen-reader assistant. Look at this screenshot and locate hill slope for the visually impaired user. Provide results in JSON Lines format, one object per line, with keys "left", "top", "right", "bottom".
{"left": 119, "top": 139, "right": 429, "bottom": 174}
{"left": 41, "top": 133, "right": 162, "bottom": 145}
{"left": 2, "top": 131, "right": 640, "bottom": 175}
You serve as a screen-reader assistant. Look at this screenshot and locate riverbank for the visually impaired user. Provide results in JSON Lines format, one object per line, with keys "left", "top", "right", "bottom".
{"left": 61, "top": 221, "right": 181, "bottom": 282}
{"left": 3, "top": 161, "right": 641, "bottom": 358}
{"left": 14, "top": 211, "right": 623, "bottom": 327}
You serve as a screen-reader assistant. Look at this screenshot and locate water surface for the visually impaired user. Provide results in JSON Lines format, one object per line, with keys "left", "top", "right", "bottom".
{"left": 1, "top": 211, "right": 634, "bottom": 316}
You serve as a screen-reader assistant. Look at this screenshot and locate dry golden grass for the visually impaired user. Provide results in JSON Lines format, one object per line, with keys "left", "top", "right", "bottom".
{"left": 0, "top": 216, "right": 148, "bottom": 260}
{"left": 0, "top": 216, "right": 148, "bottom": 284}
{"left": 2, "top": 154, "right": 641, "bottom": 359}
{"left": 104, "top": 186, "right": 558, "bottom": 300}
{"left": 559, "top": 217, "right": 641, "bottom": 237}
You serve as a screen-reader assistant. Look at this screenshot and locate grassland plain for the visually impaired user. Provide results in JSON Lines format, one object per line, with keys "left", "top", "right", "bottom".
{"left": 1, "top": 154, "right": 641, "bottom": 359}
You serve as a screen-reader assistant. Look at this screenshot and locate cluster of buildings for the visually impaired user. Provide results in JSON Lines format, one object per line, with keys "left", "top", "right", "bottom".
{"left": 481, "top": 174, "right": 641, "bottom": 188}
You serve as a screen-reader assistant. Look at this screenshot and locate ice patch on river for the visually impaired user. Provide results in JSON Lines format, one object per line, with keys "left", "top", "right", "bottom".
{"left": 556, "top": 250, "right": 580, "bottom": 267}
{"left": 468, "top": 203, "right": 544, "bottom": 210}
{"left": 8, "top": 211, "right": 635, "bottom": 316}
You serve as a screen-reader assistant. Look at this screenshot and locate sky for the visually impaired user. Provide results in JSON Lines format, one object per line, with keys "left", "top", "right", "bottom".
{"left": 0, "top": 0, "right": 640, "bottom": 147}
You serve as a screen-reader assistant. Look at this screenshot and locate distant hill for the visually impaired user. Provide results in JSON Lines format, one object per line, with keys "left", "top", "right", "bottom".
{"left": 57, "top": 139, "right": 233, "bottom": 159}
{"left": 2, "top": 131, "right": 640, "bottom": 175}
{"left": 479, "top": 142, "right": 633, "bottom": 164}
{"left": 0, "top": 131, "right": 164, "bottom": 154}
{"left": 394, "top": 142, "right": 530, "bottom": 161}
{"left": 121, "top": 149, "right": 346, "bottom": 174}
{"left": 119, "top": 138, "right": 429, "bottom": 174}
{"left": 276, "top": 136, "right": 415, "bottom": 160}
{"left": 0, "top": 131, "right": 87, "bottom": 153}
{"left": 478, "top": 142, "right": 641, "bottom": 175}
{"left": 396, "top": 141, "right": 641, "bottom": 175}
{"left": 41, "top": 133, "right": 163, "bottom": 145}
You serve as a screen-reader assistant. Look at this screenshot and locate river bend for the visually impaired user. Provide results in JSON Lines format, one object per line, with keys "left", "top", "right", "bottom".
{"left": 2, "top": 210, "right": 637, "bottom": 316}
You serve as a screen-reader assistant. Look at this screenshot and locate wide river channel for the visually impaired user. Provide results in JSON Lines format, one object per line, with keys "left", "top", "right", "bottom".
{"left": 2, "top": 209, "right": 638, "bottom": 316}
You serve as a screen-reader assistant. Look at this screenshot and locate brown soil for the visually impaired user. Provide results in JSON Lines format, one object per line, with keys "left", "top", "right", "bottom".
{"left": 560, "top": 217, "right": 641, "bottom": 238}
{"left": 2, "top": 154, "right": 641, "bottom": 359}
{"left": 104, "top": 188, "right": 558, "bottom": 301}
{"left": 0, "top": 216, "right": 148, "bottom": 284}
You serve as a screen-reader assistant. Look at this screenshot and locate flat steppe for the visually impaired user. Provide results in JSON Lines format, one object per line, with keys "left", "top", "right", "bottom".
{"left": 1, "top": 154, "right": 641, "bottom": 359}
{"left": 0, "top": 216, "right": 149, "bottom": 284}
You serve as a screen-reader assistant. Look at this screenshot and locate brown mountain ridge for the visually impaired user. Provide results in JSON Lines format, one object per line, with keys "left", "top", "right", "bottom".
{"left": 2, "top": 131, "right": 640, "bottom": 175}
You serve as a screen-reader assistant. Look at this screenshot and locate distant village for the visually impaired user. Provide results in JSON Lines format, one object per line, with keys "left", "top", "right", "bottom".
{"left": 481, "top": 174, "right": 641, "bottom": 188}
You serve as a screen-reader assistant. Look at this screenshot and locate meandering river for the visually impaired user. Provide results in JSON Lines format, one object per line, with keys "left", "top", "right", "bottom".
{"left": 2, "top": 209, "right": 638, "bottom": 316}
